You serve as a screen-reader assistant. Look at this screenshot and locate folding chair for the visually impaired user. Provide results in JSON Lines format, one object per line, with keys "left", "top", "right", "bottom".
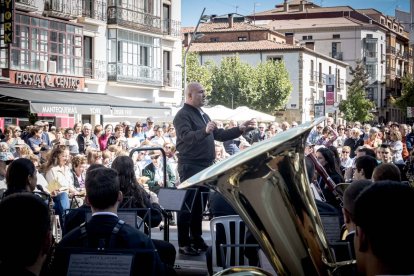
{"left": 210, "top": 215, "right": 260, "bottom": 273}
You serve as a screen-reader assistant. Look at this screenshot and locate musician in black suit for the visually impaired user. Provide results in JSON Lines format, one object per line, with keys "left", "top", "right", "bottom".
{"left": 52, "top": 167, "right": 172, "bottom": 275}
{"left": 173, "top": 82, "right": 255, "bottom": 256}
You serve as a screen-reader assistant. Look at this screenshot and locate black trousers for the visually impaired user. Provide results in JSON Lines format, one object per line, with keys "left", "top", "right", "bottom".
{"left": 177, "top": 163, "right": 210, "bottom": 247}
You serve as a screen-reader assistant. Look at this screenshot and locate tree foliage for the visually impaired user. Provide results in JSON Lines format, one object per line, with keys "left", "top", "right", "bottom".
{"left": 394, "top": 75, "right": 414, "bottom": 111}
{"left": 183, "top": 53, "right": 293, "bottom": 113}
{"left": 338, "top": 59, "right": 375, "bottom": 122}
{"left": 184, "top": 51, "right": 213, "bottom": 94}
{"left": 254, "top": 60, "right": 292, "bottom": 113}
{"left": 209, "top": 56, "right": 257, "bottom": 108}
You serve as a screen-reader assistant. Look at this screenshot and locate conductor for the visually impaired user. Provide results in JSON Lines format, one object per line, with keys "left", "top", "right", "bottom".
{"left": 173, "top": 82, "right": 255, "bottom": 255}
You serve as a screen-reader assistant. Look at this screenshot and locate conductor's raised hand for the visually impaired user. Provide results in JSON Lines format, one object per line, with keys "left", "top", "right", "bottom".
{"left": 239, "top": 119, "right": 257, "bottom": 132}
{"left": 205, "top": 121, "right": 216, "bottom": 134}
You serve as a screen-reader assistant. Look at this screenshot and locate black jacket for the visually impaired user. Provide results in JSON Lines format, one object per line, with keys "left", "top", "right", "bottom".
{"left": 53, "top": 214, "right": 166, "bottom": 275}
{"left": 173, "top": 103, "right": 243, "bottom": 165}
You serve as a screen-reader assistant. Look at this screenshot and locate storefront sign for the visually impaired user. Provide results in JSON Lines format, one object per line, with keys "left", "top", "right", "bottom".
{"left": 3, "top": 0, "right": 14, "bottom": 44}
{"left": 326, "top": 85, "right": 335, "bottom": 105}
{"left": 10, "top": 71, "right": 84, "bottom": 90}
{"left": 30, "top": 103, "right": 111, "bottom": 115}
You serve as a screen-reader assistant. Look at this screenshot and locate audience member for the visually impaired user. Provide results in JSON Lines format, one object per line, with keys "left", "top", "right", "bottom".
{"left": 0, "top": 194, "right": 52, "bottom": 276}
{"left": 353, "top": 156, "right": 378, "bottom": 180}
{"left": 353, "top": 181, "right": 414, "bottom": 275}
{"left": 371, "top": 163, "right": 401, "bottom": 182}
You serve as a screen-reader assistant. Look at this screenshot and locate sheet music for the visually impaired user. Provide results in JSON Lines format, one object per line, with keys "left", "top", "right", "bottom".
{"left": 67, "top": 254, "right": 133, "bottom": 276}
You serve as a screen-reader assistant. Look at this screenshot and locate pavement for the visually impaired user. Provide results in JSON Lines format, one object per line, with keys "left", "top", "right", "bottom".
{"left": 151, "top": 220, "right": 211, "bottom": 275}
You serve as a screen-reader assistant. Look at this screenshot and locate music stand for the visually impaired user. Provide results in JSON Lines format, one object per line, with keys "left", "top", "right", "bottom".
{"left": 158, "top": 188, "right": 197, "bottom": 242}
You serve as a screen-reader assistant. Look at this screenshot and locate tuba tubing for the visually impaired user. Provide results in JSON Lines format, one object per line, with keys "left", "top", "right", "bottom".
{"left": 178, "top": 118, "right": 353, "bottom": 275}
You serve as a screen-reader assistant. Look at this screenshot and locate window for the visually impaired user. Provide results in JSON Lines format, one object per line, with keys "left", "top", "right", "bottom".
{"left": 84, "top": 36, "right": 93, "bottom": 77}
{"left": 302, "top": 35, "right": 313, "bottom": 40}
{"left": 332, "top": 34, "right": 340, "bottom": 39}
{"left": 267, "top": 56, "right": 283, "bottom": 62}
{"left": 366, "top": 34, "right": 373, "bottom": 38}
{"left": 310, "top": 60, "right": 314, "bottom": 79}
{"left": 238, "top": 36, "right": 247, "bottom": 41}
{"left": 331, "top": 42, "right": 341, "bottom": 59}
{"left": 210, "top": 37, "right": 219, "bottom": 42}
{"left": 318, "top": 62, "right": 322, "bottom": 83}
{"left": 10, "top": 14, "right": 83, "bottom": 75}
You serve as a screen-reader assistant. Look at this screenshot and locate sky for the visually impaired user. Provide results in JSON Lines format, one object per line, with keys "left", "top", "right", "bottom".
{"left": 181, "top": 0, "right": 410, "bottom": 27}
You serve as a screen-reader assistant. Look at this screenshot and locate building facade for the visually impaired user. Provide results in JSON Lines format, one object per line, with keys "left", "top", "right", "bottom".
{"left": 183, "top": 16, "right": 347, "bottom": 124}
{"left": 251, "top": 0, "right": 413, "bottom": 123}
{"left": 0, "top": 0, "right": 181, "bottom": 128}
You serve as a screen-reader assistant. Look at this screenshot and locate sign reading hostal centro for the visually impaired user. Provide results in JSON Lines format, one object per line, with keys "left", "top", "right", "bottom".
{"left": 3, "top": 0, "right": 14, "bottom": 44}
{"left": 10, "top": 70, "right": 85, "bottom": 90}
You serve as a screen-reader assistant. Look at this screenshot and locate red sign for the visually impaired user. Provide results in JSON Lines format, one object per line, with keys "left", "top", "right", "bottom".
{"left": 326, "top": 85, "right": 335, "bottom": 105}
{"left": 9, "top": 70, "right": 84, "bottom": 90}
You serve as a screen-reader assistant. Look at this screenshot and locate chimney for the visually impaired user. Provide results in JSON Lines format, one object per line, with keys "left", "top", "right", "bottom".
{"left": 228, "top": 13, "right": 234, "bottom": 28}
{"left": 299, "top": 0, "right": 305, "bottom": 12}
{"left": 283, "top": 0, "right": 289, "bottom": 12}
{"left": 183, "top": 33, "right": 190, "bottom": 47}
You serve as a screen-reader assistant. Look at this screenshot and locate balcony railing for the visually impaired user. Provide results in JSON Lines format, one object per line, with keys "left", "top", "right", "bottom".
{"left": 386, "top": 46, "right": 396, "bottom": 55}
{"left": 82, "top": 0, "right": 107, "bottom": 21}
{"left": 329, "top": 52, "right": 343, "bottom": 60}
{"left": 15, "top": 0, "right": 38, "bottom": 12}
{"left": 337, "top": 78, "right": 345, "bottom": 90}
{"left": 107, "top": 63, "right": 162, "bottom": 86}
{"left": 84, "top": 59, "right": 107, "bottom": 81}
{"left": 163, "top": 70, "right": 181, "bottom": 88}
{"left": 162, "top": 19, "right": 181, "bottom": 37}
{"left": 107, "top": 5, "right": 161, "bottom": 33}
{"left": 44, "top": 0, "right": 82, "bottom": 19}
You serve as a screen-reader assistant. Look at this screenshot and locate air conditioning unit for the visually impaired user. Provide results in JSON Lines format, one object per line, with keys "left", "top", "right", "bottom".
{"left": 49, "top": 61, "right": 57, "bottom": 74}
{"left": 39, "top": 60, "right": 47, "bottom": 72}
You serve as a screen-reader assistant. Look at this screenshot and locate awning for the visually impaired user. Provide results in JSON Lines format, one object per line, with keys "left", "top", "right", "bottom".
{"left": 0, "top": 86, "right": 171, "bottom": 118}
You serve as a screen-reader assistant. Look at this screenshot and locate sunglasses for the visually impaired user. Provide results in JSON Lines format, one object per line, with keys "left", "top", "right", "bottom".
{"left": 338, "top": 128, "right": 344, "bottom": 130}
{"left": 342, "top": 151, "right": 349, "bottom": 153}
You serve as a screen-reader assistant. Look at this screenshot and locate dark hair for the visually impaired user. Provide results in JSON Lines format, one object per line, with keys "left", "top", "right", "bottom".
{"left": 85, "top": 167, "right": 120, "bottom": 209}
{"left": 354, "top": 181, "right": 414, "bottom": 271}
{"left": 355, "top": 155, "right": 378, "bottom": 179}
{"left": 343, "top": 180, "right": 372, "bottom": 217}
{"left": 327, "top": 145, "right": 341, "bottom": 170}
{"left": 0, "top": 193, "right": 50, "bottom": 267}
{"left": 372, "top": 163, "right": 401, "bottom": 182}
{"left": 357, "top": 147, "right": 377, "bottom": 158}
{"left": 305, "top": 155, "right": 315, "bottom": 183}
{"left": 317, "top": 147, "right": 344, "bottom": 182}
{"left": 111, "top": 156, "right": 145, "bottom": 208}
{"left": 5, "top": 158, "right": 36, "bottom": 192}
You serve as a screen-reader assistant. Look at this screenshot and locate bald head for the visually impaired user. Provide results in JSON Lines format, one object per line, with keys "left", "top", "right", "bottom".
{"left": 185, "top": 82, "right": 206, "bottom": 108}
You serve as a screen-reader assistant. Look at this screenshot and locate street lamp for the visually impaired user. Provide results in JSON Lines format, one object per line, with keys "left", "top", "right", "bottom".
{"left": 182, "top": 8, "right": 210, "bottom": 104}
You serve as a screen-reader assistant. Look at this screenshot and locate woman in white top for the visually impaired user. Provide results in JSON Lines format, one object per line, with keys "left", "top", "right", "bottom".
{"left": 389, "top": 130, "right": 405, "bottom": 165}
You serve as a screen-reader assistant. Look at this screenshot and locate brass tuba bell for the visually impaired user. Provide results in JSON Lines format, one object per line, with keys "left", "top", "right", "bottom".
{"left": 178, "top": 118, "right": 353, "bottom": 275}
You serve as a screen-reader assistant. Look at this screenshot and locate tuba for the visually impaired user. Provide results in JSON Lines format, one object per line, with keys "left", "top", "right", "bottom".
{"left": 178, "top": 118, "right": 353, "bottom": 275}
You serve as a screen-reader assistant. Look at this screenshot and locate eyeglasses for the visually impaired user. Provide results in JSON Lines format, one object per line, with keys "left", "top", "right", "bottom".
{"left": 338, "top": 128, "right": 344, "bottom": 130}
{"left": 136, "top": 125, "right": 142, "bottom": 127}
{"left": 128, "top": 129, "right": 134, "bottom": 132}
{"left": 165, "top": 146, "right": 172, "bottom": 149}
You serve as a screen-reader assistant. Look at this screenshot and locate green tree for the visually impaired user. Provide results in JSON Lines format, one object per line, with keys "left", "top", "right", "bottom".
{"left": 394, "top": 75, "right": 414, "bottom": 111}
{"left": 184, "top": 51, "right": 213, "bottom": 94}
{"left": 254, "top": 60, "right": 292, "bottom": 113}
{"left": 209, "top": 56, "right": 257, "bottom": 108}
{"left": 338, "top": 59, "right": 375, "bottom": 122}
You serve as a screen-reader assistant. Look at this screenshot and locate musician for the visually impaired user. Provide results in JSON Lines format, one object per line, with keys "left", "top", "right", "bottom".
{"left": 52, "top": 167, "right": 170, "bottom": 275}
{"left": 353, "top": 181, "right": 414, "bottom": 275}
{"left": 173, "top": 82, "right": 255, "bottom": 256}
{"left": 3, "top": 158, "right": 37, "bottom": 196}
{"left": 353, "top": 156, "right": 378, "bottom": 181}
{"left": 0, "top": 194, "right": 52, "bottom": 276}
{"left": 315, "top": 148, "right": 344, "bottom": 209}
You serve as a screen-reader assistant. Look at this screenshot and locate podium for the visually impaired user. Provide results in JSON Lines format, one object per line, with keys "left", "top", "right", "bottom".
{"left": 158, "top": 188, "right": 197, "bottom": 242}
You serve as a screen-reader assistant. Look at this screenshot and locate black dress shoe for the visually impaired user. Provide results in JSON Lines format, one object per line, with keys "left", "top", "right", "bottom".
{"left": 179, "top": 245, "right": 200, "bottom": 256}
{"left": 193, "top": 241, "right": 209, "bottom": 252}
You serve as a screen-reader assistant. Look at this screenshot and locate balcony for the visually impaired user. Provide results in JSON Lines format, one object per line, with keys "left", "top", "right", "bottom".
{"left": 107, "top": 63, "right": 162, "bottom": 86}
{"left": 84, "top": 59, "right": 107, "bottom": 81}
{"left": 15, "top": 0, "right": 38, "bottom": 12}
{"left": 163, "top": 70, "right": 181, "bottom": 88}
{"left": 310, "top": 71, "right": 318, "bottom": 82}
{"left": 329, "top": 52, "right": 343, "bottom": 60}
{"left": 337, "top": 78, "right": 345, "bottom": 90}
{"left": 386, "top": 46, "right": 396, "bottom": 55}
{"left": 107, "top": 5, "right": 161, "bottom": 34}
{"left": 81, "top": 0, "right": 107, "bottom": 22}
{"left": 44, "top": 0, "right": 82, "bottom": 19}
{"left": 162, "top": 19, "right": 181, "bottom": 37}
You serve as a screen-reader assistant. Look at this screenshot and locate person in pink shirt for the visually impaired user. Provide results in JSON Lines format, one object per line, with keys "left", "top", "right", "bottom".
{"left": 98, "top": 124, "right": 113, "bottom": 150}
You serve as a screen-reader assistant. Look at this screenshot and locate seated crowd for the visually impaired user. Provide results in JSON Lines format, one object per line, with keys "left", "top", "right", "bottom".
{"left": 1, "top": 116, "right": 414, "bottom": 276}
